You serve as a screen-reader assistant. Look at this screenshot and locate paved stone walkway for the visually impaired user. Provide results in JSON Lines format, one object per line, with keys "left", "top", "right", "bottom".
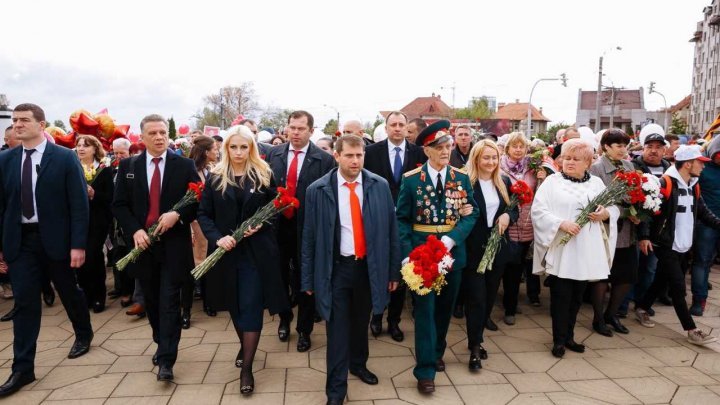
{"left": 1, "top": 267, "right": 720, "bottom": 404}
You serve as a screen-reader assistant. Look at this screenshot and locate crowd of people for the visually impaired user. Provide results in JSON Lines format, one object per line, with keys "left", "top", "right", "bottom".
{"left": 0, "top": 103, "right": 719, "bottom": 405}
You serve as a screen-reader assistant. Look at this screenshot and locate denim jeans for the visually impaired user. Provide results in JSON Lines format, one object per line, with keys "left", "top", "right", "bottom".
{"left": 691, "top": 224, "right": 720, "bottom": 300}
{"left": 633, "top": 250, "right": 658, "bottom": 304}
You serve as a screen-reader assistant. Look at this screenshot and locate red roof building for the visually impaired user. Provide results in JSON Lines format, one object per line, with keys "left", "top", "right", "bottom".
{"left": 492, "top": 101, "right": 551, "bottom": 135}
{"left": 380, "top": 93, "right": 452, "bottom": 121}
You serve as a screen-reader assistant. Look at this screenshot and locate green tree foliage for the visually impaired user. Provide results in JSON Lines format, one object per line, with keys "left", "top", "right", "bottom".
{"left": 323, "top": 119, "right": 339, "bottom": 135}
{"left": 168, "top": 117, "right": 177, "bottom": 139}
{"left": 51, "top": 120, "right": 67, "bottom": 131}
{"left": 669, "top": 112, "right": 687, "bottom": 135}
{"left": 454, "top": 98, "right": 493, "bottom": 120}
{"left": 259, "top": 108, "right": 293, "bottom": 132}
{"left": 547, "top": 122, "right": 571, "bottom": 142}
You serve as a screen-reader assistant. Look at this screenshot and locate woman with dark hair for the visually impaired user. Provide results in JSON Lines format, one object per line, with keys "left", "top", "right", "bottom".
{"left": 198, "top": 125, "right": 289, "bottom": 394}
{"left": 270, "top": 135, "right": 285, "bottom": 146}
{"left": 75, "top": 135, "right": 114, "bottom": 313}
{"left": 182, "top": 136, "right": 219, "bottom": 327}
{"left": 588, "top": 129, "right": 637, "bottom": 336}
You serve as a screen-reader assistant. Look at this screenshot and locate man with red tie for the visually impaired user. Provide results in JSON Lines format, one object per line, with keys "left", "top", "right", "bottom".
{"left": 265, "top": 111, "right": 335, "bottom": 352}
{"left": 112, "top": 114, "right": 200, "bottom": 382}
{"left": 301, "top": 135, "right": 400, "bottom": 405}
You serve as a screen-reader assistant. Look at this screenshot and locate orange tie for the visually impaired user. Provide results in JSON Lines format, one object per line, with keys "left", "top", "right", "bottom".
{"left": 345, "top": 182, "right": 366, "bottom": 259}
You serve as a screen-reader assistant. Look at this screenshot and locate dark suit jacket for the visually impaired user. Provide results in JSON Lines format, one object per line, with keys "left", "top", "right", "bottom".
{"left": 112, "top": 150, "right": 200, "bottom": 281}
{"left": 450, "top": 146, "right": 472, "bottom": 169}
{"left": 88, "top": 165, "right": 114, "bottom": 243}
{"left": 0, "top": 142, "right": 89, "bottom": 262}
{"left": 465, "top": 176, "right": 519, "bottom": 271}
{"left": 265, "top": 142, "right": 336, "bottom": 238}
{"left": 364, "top": 139, "right": 427, "bottom": 203}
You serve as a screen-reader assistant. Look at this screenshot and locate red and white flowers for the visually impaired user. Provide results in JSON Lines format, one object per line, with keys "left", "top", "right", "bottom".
{"left": 401, "top": 235, "right": 454, "bottom": 296}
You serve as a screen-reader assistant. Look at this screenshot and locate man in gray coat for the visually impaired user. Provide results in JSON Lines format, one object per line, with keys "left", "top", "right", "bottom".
{"left": 301, "top": 135, "right": 401, "bottom": 405}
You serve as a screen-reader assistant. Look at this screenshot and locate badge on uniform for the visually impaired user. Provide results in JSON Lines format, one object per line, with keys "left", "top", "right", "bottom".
{"left": 126, "top": 173, "right": 134, "bottom": 179}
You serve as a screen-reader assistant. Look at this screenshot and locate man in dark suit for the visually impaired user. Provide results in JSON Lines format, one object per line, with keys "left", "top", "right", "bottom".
{"left": 112, "top": 114, "right": 200, "bottom": 382}
{"left": 301, "top": 135, "right": 400, "bottom": 405}
{"left": 0, "top": 103, "right": 93, "bottom": 396}
{"left": 265, "top": 110, "right": 335, "bottom": 352}
{"left": 363, "top": 111, "right": 426, "bottom": 342}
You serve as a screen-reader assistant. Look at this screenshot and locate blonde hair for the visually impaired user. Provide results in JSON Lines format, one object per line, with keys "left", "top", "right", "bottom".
{"left": 561, "top": 138, "right": 594, "bottom": 164}
{"left": 210, "top": 125, "right": 271, "bottom": 195}
{"left": 503, "top": 131, "right": 529, "bottom": 154}
{"left": 466, "top": 140, "right": 510, "bottom": 204}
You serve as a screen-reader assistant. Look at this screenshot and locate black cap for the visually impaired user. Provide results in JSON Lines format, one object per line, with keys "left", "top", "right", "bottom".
{"left": 643, "top": 133, "right": 665, "bottom": 146}
{"left": 416, "top": 120, "right": 452, "bottom": 146}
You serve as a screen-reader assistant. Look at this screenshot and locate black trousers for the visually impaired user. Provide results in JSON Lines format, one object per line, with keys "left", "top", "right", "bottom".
{"left": 326, "top": 257, "right": 372, "bottom": 401}
{"left": 9, "top": 226, "right": 93, "bottom": 373}
{"left": 549, "top": 276, "right": 587, "bottom": 346}
{"left": 463, "top": 259, "right": 505, "bottom": 348}
{"left": 77, "top": 237, "right": 107, "bottom": 305}
{"left": 503, "top": 241, "right": 540, "bottom": 315}
{"left": 110, "top": 244, "right": 134, "bottom": 297}
{"left": 279, "top": 225, "right": 314, "bottom": 334}
{"left": 138, "top": 249, "right": 184, "bottom": 367}
{"left": 638, "top": 249, "right": 696, "bottom": 330}
{"left": 180, "top": 275, "right": 194, "bottom": 313}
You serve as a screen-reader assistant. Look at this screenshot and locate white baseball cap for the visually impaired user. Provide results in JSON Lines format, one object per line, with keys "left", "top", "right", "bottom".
{"left": 674, "top": 144, "right": 710, "bottom": 162}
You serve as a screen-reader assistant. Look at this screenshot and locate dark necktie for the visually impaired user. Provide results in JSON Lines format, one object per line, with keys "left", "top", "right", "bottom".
{"left": 393, "top": 147, "right": 403, "bottom": 184}
{"left": 21, "top": 149, "right": 36, "bottom": 219}
{"left": 145, "top": 157, "right": 162, "bottom": 228}
{"left": 436, "top": 172, "right": 444, "bottom": 197}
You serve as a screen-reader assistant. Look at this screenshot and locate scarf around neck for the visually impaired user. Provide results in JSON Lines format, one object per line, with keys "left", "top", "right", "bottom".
{"left": 501, "top": 155, "right": 529, "bottom": 178}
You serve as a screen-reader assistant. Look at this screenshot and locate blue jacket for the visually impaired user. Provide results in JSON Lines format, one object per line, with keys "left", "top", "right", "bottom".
{"left": 301, "top": 168, "right": 401, "bottom": 320}
{"left": 0, "top": 142, "right": 89, "bottom": 262}
{"left": 700, "top": 136, "right": 720, "bottom": 217}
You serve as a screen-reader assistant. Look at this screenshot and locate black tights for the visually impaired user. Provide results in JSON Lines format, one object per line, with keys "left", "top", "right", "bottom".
{"left": 233, "top": 325, "right": 260, "bottom": 385}
{"left": 589, "top": 281, "right": 632, "bottom": 323}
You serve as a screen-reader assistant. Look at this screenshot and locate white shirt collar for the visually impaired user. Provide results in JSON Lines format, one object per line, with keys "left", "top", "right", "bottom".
{"left": 25, "top": 138, "right": 47, "bottom": 154}
{"left": 388, "top": 139, "right": 406, "bottom": 153}
{"left": 426, "top": 163, "right": 447, "bottom": 184}
{"left": 291, "top": 142, "right": 310, "bottom": 155}
{"left": 337, "top": 170, "right": 362, "bottom": 187}
{"left": 146, "top": 149, "right": 168, "bottom": 165}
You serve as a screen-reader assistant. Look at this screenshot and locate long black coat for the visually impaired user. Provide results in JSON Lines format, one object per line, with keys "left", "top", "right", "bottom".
{"left": 112, "top": 151, "right": 200, "bottom": 282}
{"left": 88, "top": 164, "right": 114, "bottom": 247}
{"left": 197, "top": 173, "right": 290, "bottom": 316}
{"left": 364, "top": 139, "right": 426, "bottom": 203}
{"left": 465, "top": 176, "right": 519, "bottom": 271}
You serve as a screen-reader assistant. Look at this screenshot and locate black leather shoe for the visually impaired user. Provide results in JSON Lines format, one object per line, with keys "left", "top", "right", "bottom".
{"left": 107, "top": 289, "right": 120, "bottom": 299}
{"left": 564, "top": 340, "right": 586, "bottom": 353}
{"left": 327, "top": 398, "right": 343, "bottom": 405}
{"left": 157, "top": 365, "right": 173, "bottom": 381}
{"left": 297, "top": 332, "right": 311, "bottom": 352}
{"left": 551, "top": 345, "right": 565, "bottom": 358}
{"left": 469, "top": 349, "right": 482, "bottom": 371}
{"left": 453, "top": 304, "right": 464, "bottom": 319}
{"left": 435, "top": 358, "right": 445, "bottom": 372}
{"left": 92, "top": 301, "right": 105, "bottom": 314}
{"left": 152, "top": 353, "right": 158, "bottom": 366}
{"left": 0, "top": 307, "right": 18, "bottom": 322}
{"left": 240, "top": 370, "right": 254, "bottom": 395}
{"left": 478, "top": 345, "right": 488, "bottom": 360}
{"left": 278, "top": 318, "right": 291, "bottom": 342}
{"left": 350, "top": 367, "right": 378, "bottom": 385}
{"left": 67, "top": 334, "right": 93, "bottom": 359}
{"left": 593, "top": 321, "right": 613, "bottom": 337}
{"left": 42, "top": 288, "right": 55, "bottom": 307}
{"left": 388, "top": 323, "right": 404, "bottom": 342}
{"left": 485, "top": 318, "right": 498, "bottom": 331}
{"left": 235, "top": 348, "right": 243, "bottom": 368}
{"left": 204, "top": 306, "right": 217, "bottom": 317}
{"left": 370, "top": 317, "right": 382, "bottom": 337}
{"left": 605, "top": 316, "right": 629, "bottom": 334}
{"left": 181, "top": 311, "right": 191, "bottom": 330}
{"left": 0, "top": 371, "right": 35, "bottom": 396}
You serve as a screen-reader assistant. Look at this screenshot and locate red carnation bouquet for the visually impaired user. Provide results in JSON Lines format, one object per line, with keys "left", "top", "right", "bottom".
{"left": 477, "top": 180, "right": 534, "bottom": 273}
{"left": 401, "top": 235, "right": 454, "bottom": 296}
{"left": 191, "top": 187, "right": 299, "bottom": 279}
{"left": 116, "top": 181, "right": 204, "bottom": 271}
{"left": 616, "top": 171, "right": 662, "bottom": 221}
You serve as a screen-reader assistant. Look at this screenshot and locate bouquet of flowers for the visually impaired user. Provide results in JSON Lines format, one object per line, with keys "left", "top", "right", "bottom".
{"left": 527, "top": 148, "right": 558, "bottom": 175}
{"left": 477, "top": 180, "right": 534, "bottom": 273}
{"left": 191, "top": 187, "right": 299, "bottom": 280}
{"left": 116, "top": 181, "right": 205, "bottom": 271}
{"left": 625, "top": 172, "right": 662, "bottom": 221}
{"left": 83, "top": 156, "right": 114, "bottom": 185}
{"left": 558, "top": 170, "right": 638, "bottom": 245}
{"left": 400, "top": 235, "right": 454, "bottom": 296}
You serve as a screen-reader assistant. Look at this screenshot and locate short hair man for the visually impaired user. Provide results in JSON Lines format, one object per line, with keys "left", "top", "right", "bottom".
{"left": 2, "top": 126, "right": 19, "bottom": 150}
{"left": 664, "top": 134, "right": 681, "bottom": 163}
{"left": 302, "top": 135, "right": 400, "bottom": 404}
{"left": 450, "top": 125, "right": 473, "bottom": 168}
{"left": 551, "top": 127, "right": 579, "bottom": 159}
{"left": 406, "top": 118, "right": 426, "bottom": 144}
{"left": 343, "top": 120, "right": 373, "bottom": 145}
{"left": 0, "top": 103, "right": 93, "bottom": 396}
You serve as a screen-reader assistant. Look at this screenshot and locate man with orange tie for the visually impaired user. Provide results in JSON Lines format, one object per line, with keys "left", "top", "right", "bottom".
{"left": 266, "top": 111, "right": 335, "bottom": 351}
{"left": 301, "top": 135, "right": 400, "bottom": 405}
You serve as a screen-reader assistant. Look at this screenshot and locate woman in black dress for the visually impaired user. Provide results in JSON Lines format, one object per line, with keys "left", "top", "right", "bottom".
{"left": 75, "top": 135, "right": 113, "bottom": 313}
{"left": 197, "top": 125, "right": 289, "bottom": 395}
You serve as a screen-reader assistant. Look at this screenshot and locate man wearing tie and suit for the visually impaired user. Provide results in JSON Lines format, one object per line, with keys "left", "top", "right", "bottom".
{"left": 265, "top": 110, "right": 335, "bottom": 352}
{"left": 363, "top": 111, "right": 426, "bottom": 341}
{"left": 0, "top": 103, "right": 93, "bottom": 396}
{"left": 112, "top": 114, "right": 200, "bottom": 382}
{"left": 301, "top": 135, "right": 400, "bottom": 405}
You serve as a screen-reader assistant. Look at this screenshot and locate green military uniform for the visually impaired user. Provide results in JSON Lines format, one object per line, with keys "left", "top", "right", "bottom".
{"left": 396, "top": 162, "right": 479, "bottom": 381}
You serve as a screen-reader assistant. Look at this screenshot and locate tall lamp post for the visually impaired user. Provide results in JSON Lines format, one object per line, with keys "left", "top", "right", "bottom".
{"left": 648, "top": 82, "right": 669, "bottom": 131}
{"left": 595, "top": 46, "right": 623, "bottom": 132}
{"left": 527, "top": 74, "right": 568, "bottom": 139}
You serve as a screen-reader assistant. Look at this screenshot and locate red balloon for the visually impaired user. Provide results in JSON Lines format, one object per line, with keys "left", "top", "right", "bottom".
{"left": 128, "top": 133, "right": 140, "bottom": 142}
{"left": 178, "top": 124, "right": 190, "bottom": 135}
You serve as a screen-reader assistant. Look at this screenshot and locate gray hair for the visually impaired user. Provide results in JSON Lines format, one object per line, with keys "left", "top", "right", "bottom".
{"left": 140, "top": 114, "right": 168, "bottom": 132}
{"left": 112, "top": 137, "right": 132, "bottom": 149}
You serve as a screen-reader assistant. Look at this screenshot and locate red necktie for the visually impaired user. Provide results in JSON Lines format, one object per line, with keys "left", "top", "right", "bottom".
{"left": 346, "top": 182, "right": 366, "bottom": 259}
{"left": 145, "top": 157, "right": 162, "bottom": 228}
{"left": 283, "top": 150, "right": 301, "bottom": 219}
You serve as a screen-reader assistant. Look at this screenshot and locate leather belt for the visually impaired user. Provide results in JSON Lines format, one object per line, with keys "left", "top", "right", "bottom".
{"left": 413, "top": 224, "right": 454, "bottom": 233}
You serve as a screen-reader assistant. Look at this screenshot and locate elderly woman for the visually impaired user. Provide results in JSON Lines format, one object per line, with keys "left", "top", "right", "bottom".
{"left": 588, "top": 129, "right": 637, "bottom": 337}
{"left": 532, "top": 139, "right": 619, "bottom": 358}
{"left": 498, "top": 132, "right": 545, "bottom": 327}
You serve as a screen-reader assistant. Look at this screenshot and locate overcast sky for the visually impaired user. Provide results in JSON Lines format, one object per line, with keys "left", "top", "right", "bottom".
{"left": 0, "top": 0, "right": 710, "bottom": 132}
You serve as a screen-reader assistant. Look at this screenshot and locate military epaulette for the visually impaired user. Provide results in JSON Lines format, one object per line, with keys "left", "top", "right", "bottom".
{"left": 403, "top": 167, "right": 422, "bottom": 177}
{"left": 450, "top": 166, "right": 468, "bottom": 175}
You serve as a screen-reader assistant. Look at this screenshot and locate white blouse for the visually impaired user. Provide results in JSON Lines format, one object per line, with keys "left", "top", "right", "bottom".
{"left": 531, "top": 173, "right": 619, "bottom": 281}
{"left": 479, "top": 179, "right": 499, "bottom": 227}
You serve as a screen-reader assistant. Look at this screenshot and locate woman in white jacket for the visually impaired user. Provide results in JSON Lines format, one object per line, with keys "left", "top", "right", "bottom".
{"left": 531, "top": 139, "right": 619, "bottom": 358}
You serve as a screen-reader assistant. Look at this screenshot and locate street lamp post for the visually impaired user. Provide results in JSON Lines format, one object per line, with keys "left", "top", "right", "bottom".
{"left": 649, "top": 82, "right": 669, "bottom": 131}
{"left": 527, "top": 74, "right": 567, "bottom": 139}
{"left": 595, "top": 46, "right": 622, "bottom": 132}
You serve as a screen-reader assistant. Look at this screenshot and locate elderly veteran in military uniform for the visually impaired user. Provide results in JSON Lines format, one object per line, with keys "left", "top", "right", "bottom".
{"left": 396, "top": 120, "right": 479, "bottom": 394}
